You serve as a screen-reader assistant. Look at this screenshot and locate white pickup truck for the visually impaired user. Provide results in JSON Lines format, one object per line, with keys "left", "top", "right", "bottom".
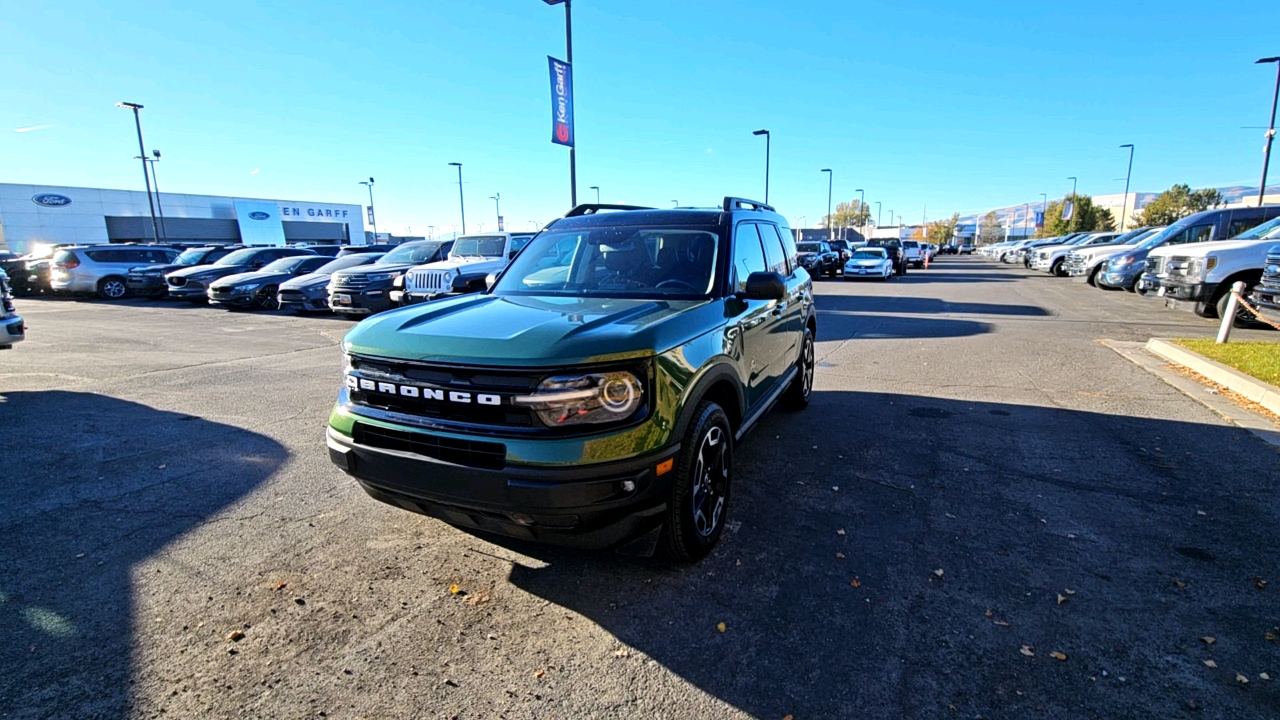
{"left": 900, "top": 240, "right": 926, "bottom": 268}
{"left": 1063, "top": 227, "right": 1162, "bottom": 284}
{"left": 1144, "top": 215, "right": 1280, "bottom": 325}
{"left": 392, "top": 232, "right": 535, "bottom": 306}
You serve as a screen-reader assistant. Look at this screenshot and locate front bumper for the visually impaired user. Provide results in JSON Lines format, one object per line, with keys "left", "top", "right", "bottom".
{"left": 208, "top": 289, "right": 260, "bottom": 307}
{"left": 330, "top": 287, "right": 392, "bottom": 315}
{"left": 279, "top": 289, "right": 330, "bottom": 312}
{"left": 326, "top": 425, "right": 679, "bottom": 550}
{"left": 1097, "top": 266, "right": 1140, "bottom": 288}
{"left": 1155, "top": 279, "right": 1214, "bottom": 305}
{"left": 1249, "top": 287, "right": 1280, "bottom": 323}
{"left": 126, "top": 276, "right": 167, "bottom": 295}
{"left": 390, "top": 290, "right": 450, "bottom": 306}
{"left": 1, "top": 314, "right": 24, "bottom": 346}
{"left": 166, "top": 283, "right": 208, "bottom": 299}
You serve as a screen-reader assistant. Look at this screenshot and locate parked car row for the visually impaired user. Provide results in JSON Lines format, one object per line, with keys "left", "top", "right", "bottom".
{"left": 979, "top": 204, "right": 1280, "bottom": 327}
{"left": 797, "top": 238, "right": 943, "bottom": 279}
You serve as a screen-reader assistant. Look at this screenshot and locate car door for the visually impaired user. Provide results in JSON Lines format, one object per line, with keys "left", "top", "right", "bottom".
{"left": 759, "top": 223, "right": 805, "bottom": 367}
{"left": 729, "top": 223, "right": 789, "bottom": 410}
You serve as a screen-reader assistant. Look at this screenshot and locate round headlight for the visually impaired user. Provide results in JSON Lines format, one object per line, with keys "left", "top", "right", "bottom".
{"left": 601, "top": 376, "right": 638, "bottom": 413}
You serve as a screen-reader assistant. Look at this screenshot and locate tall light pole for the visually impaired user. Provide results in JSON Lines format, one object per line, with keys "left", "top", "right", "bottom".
{"left": 875, "top": 201, "right": 882, "bottom": 229}
{"left": 1119, "top": 144, "right": 1135, "bottom": 231}
{"left": 753, "top": 129, "right": 771, "bottom": 203}
{"left": 1256, "top": 57, "right": 1280, "bottom": 206}
{"left": 448, "top": 163, "right": 466, "bottom": 234}
{"left": 820, "top": 168, "right": 833, "bottom": 240}
{"left": 543, "top": 0, "right": 577, "bottom": 206}
{"left": 589, "top": 185, "right": 600, "bottom": 203}
{"left": 855, "top": 188, "right": 866, "bottom": 240}
{"left": 671, "top": 200, "right": 679, "bottom": 207}
{"left": 490, "top": 192, "right": 501, "bottom": 230}
{"left": 888, "top": 210, "right": 895, "bottom": 227}
{"left": 144, "top": 149, "right": 167, "bottom": 241}
{"left": 1066, "top": 177, "right": 1078, "bottom": 233}
{"left": 428, "top": 225, "right": 435, "bottom": 240}
{"left": 115, "top": 102, "right": 160, "bottom": 242}
{"left": 359, "top": 178, "right": 377, "bottom": 242}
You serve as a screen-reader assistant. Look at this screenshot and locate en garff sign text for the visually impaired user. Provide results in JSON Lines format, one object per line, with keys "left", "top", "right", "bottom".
{"left": 280, "top": 207, "right": 351, "bottom": 219}
{"left": 548, "top": 56, "right": 574, "bottom": 148}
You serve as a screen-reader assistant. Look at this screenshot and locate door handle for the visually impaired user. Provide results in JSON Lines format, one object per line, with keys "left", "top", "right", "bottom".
{"left": 772, "top": 303, "right": 787, "bottom": 315}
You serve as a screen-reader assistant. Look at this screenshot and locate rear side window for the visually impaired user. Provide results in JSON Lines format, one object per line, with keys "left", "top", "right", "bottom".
{"left": 758, "top": 224, "right": 788, "bottom": 275}
{"left": 1228, "top": 215, "right": 1267, "bottom": 238}
{"left": 775, "top": 224, "right": 798, "bottom": 269}
{"left": 732, "top": 225, "right": 768, "bottom": 292}
{"left": 1168, "top": 225, "right": 1214, "bottom": 245}
{"left": 53, "top": 250, "right": 79, "bottom": 265}
{"left": 298, "top": 257, "right": 330, "bottom": 273}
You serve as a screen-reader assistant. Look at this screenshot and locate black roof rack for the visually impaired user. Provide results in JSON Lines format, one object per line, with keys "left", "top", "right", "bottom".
{"left": 722, "top": 197, "right": 775, "bottom": 212}
{"left": 563, "top": 203, "right": 655, "bottom": 217}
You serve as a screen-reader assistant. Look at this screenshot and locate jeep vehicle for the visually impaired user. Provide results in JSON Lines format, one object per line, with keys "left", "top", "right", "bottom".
{"left": 796, "top": 240, "right": 840, "bottom": 277}
{"left": 0, "top": 268, "right": 24, "bottom": 349}
{"left": 1142, "top": 214, "right": 1280, "bottom": 325}
{"left": 165, "top": 246, "right": 316, "bottom": 302}
{"left": 328, "top": 239, "right": 453, "bottom": 316}
{"left": 327, "top": 198, "right": 815, "bottom": 560}
{"left": 1247, "top": 243, "right": 1280, "bottom": 324}
{"left": 127, "top": 245, "right": 242, "bottom": 297}
{"left": 394, "top": 232, "right": 535, "bottom": 306}
{"left": 1104, "top": 205, "right": 1280, "bottom": 292}
{"left": 1063, "top": 227, "right": 1161, "bottom": 285}
{"left": 50, "top": 245, "right": 180, "bottom": 299}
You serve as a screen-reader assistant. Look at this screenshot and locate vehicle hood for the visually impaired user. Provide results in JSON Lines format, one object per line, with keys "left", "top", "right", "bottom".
{"left": 210, "top": 270, "right": 293, "bottom": 288}
{"left": 1147, "top": 238, "right": 1276, "bottom": 259}
{"left": 1075, "top": 244, "right": 1136, "bottom": 261}
{"left": 166, "top": 264, "right": 249, "bottom": 281}
{"left": 280, "top": 272, "right": 332, "bottom": 291}
{"left": 332, "top": 262, "right": 416, "bottom": 278}
{"left": 343, "top": 293, "right": 721, "bottom": 366}
{"left": 424, "top": 256, "right": 502, "bottom": 271}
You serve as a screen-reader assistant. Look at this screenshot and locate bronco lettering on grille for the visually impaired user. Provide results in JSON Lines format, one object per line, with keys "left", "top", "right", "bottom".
{"left": 348, "top": 375, "right": 501, "bottom": 405}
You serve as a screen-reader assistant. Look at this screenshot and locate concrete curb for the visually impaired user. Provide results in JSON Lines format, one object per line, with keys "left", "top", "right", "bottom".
{"left": 1145, "top": 338, "right": 1280, "bottom": 416}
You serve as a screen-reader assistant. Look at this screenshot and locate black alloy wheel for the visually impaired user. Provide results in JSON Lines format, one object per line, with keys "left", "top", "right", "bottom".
{"left": 256, "top": 286, "right": 280, "bottom": 310}
{"left": 661, "top": 401, "right": 733, "bottom": 562}
{"left": 97, "top": 276, "right": 127, "bottom": 300}
{"left": 783, "top": 325, "right": 815, "bottom": 411}
{"left": 1215, "top": 284, "right": 1261, "bottom": 328}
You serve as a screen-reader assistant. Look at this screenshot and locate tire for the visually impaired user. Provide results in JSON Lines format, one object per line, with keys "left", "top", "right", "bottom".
{"left": 782, "top": 325, "right": 815, "bottom": 411}
{"left": 97, "top": 276, "right": 127, "bottom": 300}
{"left": 1214, "top": 285, "right": 1261, "bottom": 328}
{"left": 255, "top": 285, "right": 280, "bottom": 310}
{"left": 660, "top": 401, "right": 733, "bottom": 562}
{"left": 1087, "top": 267, "right": 1101, "bottom": 287}
{"left": 1128, "top": 276, "right": 1141, "bottom": 293}
{"left": 1051, "top": 260, "right": 1066, "bottom": 277}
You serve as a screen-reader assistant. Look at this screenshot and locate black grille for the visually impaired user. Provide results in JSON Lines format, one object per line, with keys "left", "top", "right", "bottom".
{"left": 349, "top": 356, "right": 542, "bottom": 429}
{"left": 353, "top": 422, "right": 506, "bottom": 470}
{"left": 279, "top": 290, "right": 306, "bottom": 302}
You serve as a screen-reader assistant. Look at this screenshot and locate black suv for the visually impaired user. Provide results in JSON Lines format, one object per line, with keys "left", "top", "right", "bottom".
{"left": 328, "top": 198, "right": 816, "bottom": 560}
{"left": 795, "top": 240, "right": 841, "bottom": 278}
{"left": 165, "top": 247, "right": 316, "bottom": 302}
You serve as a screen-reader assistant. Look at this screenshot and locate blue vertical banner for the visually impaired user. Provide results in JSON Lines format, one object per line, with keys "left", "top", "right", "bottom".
{"left": 1034, "top": 210, "right": 1044, "bottom": 229}
{"left": 548, "top": 56, "right": 574, "bottom": 148}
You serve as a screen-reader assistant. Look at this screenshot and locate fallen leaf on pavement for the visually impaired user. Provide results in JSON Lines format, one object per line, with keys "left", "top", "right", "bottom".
{"left": 850, "top": 578, "right": 861, "bottom": 588}
{"left": 1057, "top": 594, "right": 1067, "bottom": 605}
{"left": 534, "top": 669, "right": 545, "bottom": 679}
{"left": 1201, "top": 637, "right": 1215, "bottom": 645}
{"left": 1236, "top": 674, "right": 1249, "bottom": 684}
{"left": 1266, "top": 632, "right": 1277, "bottom": 641}
{"left": 464, "top": 588, "right": 491, "bottom": 605}
{"left": 783, "top": 716, "right": 794, "bottom": 720}
{"left": 613, "top": 649, "right": 630, "bottom": 658}
{"left": 1260, "top": 672, "right": 1271, "bottom": 681}
{"left": 717, "top": 622, "right": 726, "bottom": 633}
{"left": 994, "top": 620, "right": 1011, "bottom": 627}
{"left": 1020, "top": 645, "right": 1034, "bottom": 657}
{"left": 448, "top": 584, "right": 461, "bottom": 595}
{"left": 273, "top": 581, "right": 287, "bottom": 591}
{"left": 836, "top": 552, "right": 845, "bottom": 559}
{"left": 985, "top": 609, "right": 993, "bottom": 617}
{"left": 1203, "top": 660, "right": 1218, "bottom": 668}
{"left": 1050, "top": 651, "right": 1067, "bottom": 661}
{"left": 1174, "top": 580, "right": 1186, "bottom": 589}
{"left": 227, "top": 631, "right": 245, "bottom": 642}
{"left": 934, "top": 569, "right": 944, "bottom": 578}
{"left": 837, "top": 529, "right": 846, "bottom": 536}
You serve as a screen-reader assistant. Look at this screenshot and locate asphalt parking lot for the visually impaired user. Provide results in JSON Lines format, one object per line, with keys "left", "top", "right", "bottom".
{"left": 2, "top": 256, "right": 1277, "bottom": 719}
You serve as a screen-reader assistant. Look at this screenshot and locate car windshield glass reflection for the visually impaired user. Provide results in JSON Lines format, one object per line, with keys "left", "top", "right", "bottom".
{"left": 796, "top": 243, "right": 822, "bottom": 253}
{"left": 452, "top": 236, "right": 507, "bottom": 257}
{"left": 215, "top": 249, "right": 261, "bottom": 266}
{"left": 851, "top": 250, "right": 885, "bottom": 260}
{"left": 261, "top": 257, "right": 310, "bottom": 273}
{"left": 174, "top": 249, "right": 210, "bottom": 265}
{"left": 316, "top": 254, "right": 381, "bottom": 274}
{"left": 1234, "top": 215, "right": 1280, "bottom": 240}
{"left": 379, "top": 243, "right": 444, "bottom": 265}
{"left": 493, "top": 227, "right": 720, "bottom": 299}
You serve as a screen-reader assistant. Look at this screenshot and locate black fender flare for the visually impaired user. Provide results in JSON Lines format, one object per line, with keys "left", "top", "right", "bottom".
{"left": 671, "top": 362, "right": 745, "bottom": 443}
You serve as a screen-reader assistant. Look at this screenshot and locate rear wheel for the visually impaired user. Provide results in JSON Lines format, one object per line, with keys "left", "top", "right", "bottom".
{"left": 97, "top": 276, "right": 127, "bottom": 300}
{"left": 782, "top": 325, "right": 815, "bottom": 411}
{"left": 661, "top": 401, "right": 733, "bottom": 562}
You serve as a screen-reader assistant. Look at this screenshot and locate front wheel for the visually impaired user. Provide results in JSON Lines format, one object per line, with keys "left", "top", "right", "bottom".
{"left": 1214, "top": 285, "right": 1261, "bottom": 327}
{"left": 661, "top": 401, "right": 733, "bottom": 562}
{"left": 97, "top": 276, "right": 127, "bottom": 300}
{"left": 782, "top": 325, "right": 815, "bottom": 411}
{"left": 255, "top": 286, "right": 280, "bottom": 310}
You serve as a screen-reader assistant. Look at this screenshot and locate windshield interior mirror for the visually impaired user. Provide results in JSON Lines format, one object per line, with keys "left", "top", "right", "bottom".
{"left": 739, "top": 271, "right": 786, "bottom": 301}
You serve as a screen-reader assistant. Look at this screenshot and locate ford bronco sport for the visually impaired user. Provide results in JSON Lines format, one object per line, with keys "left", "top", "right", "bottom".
{"left": 328, "top": 198, "right": 816, "bottom": 560}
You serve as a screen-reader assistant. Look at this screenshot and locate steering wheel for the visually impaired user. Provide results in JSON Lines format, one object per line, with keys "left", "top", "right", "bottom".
{"left": 656, "top": 279, "right": 698, "bottom": 291}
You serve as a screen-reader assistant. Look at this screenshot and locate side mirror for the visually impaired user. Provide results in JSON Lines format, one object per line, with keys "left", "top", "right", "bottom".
{"left": 739, "top": 271, "right": 786, "bottom": 301}
{"left": 485, "top": 273, "right": 498, "bottom": 289}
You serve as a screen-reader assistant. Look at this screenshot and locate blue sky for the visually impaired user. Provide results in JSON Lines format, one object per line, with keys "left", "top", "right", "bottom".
{"left": 2, "top": 1, "right": 1277, "bottom": 234}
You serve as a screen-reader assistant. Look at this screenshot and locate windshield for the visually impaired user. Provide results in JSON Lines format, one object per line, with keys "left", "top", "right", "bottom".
{"left": 796, "top": 243, "right": 822, "bottom": 253}
{"left": 1133, "top": 219, "right": 1200, "bottom": 251}
{"left": 215, "top": 249, "right": 261, "bottom": 266}
{"left": 315, "top": 254, "right": 382, "bottom": 274}
{"left": 261, "top": 256, "right": 312, "bottom": 273}
{"left": 493, "top": 226, "right": 720, "bottom": 299}
{"left": 379, "top": 242, "right": 444, "bottom": 265}
{"left": 451, "top": 235, "right": 507, "bottom": 258}
{"left": 174, "top": 248, "right": 213, "bottom": 265}
{"left": 1234, "top": 215, "right": 1280, "bottom": 240}
{"left": 851, "top": 250, "right": 885, "bottom": 260}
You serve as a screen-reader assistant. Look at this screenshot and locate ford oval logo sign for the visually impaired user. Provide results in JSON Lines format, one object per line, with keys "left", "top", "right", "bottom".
{"left": 32, "top": 194, "right": 72, "bottom": 208}
{"left": 248, "top": 211, "right": 270, "bottom": 220}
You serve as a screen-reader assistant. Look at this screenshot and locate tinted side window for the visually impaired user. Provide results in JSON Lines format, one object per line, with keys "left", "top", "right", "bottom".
{"left": 775, "top": 224, "right": 798, "bottom": 269}
{"left": 85, "top": 249, "right": 116, "bottom": 263}
{"left": 758, "top": 224, "right": 787, "bottom": 275}
{"left": 1168, "top": 225, "right": 1214, "bottom": 245}
{"left": 732, "top": 224, "right": 768, "bottom": 292}
{"left": 299, "top": 257, "right": 329, "bottom": 273}
{"left": 1227, "top": 214, "right": 1266, "bottom": 238}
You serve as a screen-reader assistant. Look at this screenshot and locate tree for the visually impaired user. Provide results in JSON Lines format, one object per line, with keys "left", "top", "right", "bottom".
{"left": 1131, "top": 184, "right": 1224, "bottom": 227}
{"left": 925, "top": 214, "right": 960, "bottom": 246}
{"left": 978, "top": 211, "right": 1004, "bottom": 245}
{"left": 1035, "top": 193, "right": 1112, "bottom": 237}
{"left": 822, "top": 199, "right": 872, "bottom": 233}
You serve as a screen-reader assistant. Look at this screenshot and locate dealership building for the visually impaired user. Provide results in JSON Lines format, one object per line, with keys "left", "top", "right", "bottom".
{"left": 0, "top": 183, "right": 366, "bottom": 255}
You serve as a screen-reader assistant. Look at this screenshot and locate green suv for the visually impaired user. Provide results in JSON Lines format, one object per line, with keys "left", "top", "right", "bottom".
{"left": 327, "top": 198, "right": 816, "bottom": 560}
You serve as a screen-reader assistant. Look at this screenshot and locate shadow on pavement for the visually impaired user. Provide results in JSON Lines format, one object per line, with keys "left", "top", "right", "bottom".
{"left": 819, "top": 294, "right": 1051, "bottom": 317}
{"left": 496, "top": 391, "right": 1280, "bottom": 718}
{"left": 816, "top": 308, "right": 995, "bottom": 340}
{"left": 0, "top": 391, "right": 287, "bottom": 717}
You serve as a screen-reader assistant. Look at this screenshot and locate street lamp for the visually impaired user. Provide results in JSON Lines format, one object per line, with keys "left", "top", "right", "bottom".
{"left": 143, "top": 149, "right": 167, "bottom": 241}
{"left": 490, "top": 192, "right": 501, "bottom": 230}
{"left": 359, "top": 178, "right": 378, "bottom": 242}
{"left": 753, "top": 129, "right": 770, "bottom": 203}
{"left": 115, "top": 101, "right": 160, "bottom": 242}
{"left": 1119, "top": 144, "right": 1135, "bottom": 231}
{"left": 530, "top": 220, "right": 540, "bottom": 230}
{"left": 1255, "top": 57, "right": 1280, "bottom": 206}
{"left": 542, "top": 0, "right": 577, "bottom": 206}
{"left": 671, "top": 200, "right": 679, "bottom": 207}
{"left": 448, "top": 163, "right": 466, "bottom": 234}
{"left": 589, "top": 185, "right": 600, "bottom": 203}
{"left": 820, "top": 169, "right": 833, "bottom": 240}
{"left": 855, "top": 188, "right": 866, "bottom": 240}
{"left": 875, "top": 201, "right": 882, "bottom": 229}
{"left": 1066, "top": 176, "right": 1078, "bottom": 233}
{"left": 428, "top": 225, "right": 435, "bottom": 240}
